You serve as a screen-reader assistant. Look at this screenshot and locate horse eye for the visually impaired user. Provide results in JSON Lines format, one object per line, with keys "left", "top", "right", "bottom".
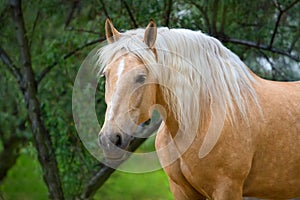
{"left": 135, "top": 75, "right": 146, "bottom": 84}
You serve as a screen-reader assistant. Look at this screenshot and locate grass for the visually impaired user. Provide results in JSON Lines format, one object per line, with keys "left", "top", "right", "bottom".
{"left": 0, "top": 150, "right": 48, "bottom": 200}
{"left": 95, "top": 170, "right": 173, "bottom": 200}
{"left": 0, "top": 142, "right": 173, "bottom": 200}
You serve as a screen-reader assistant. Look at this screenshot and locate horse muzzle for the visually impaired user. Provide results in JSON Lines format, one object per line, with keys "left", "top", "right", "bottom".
{"left": 98, "top": 131, "right": 133, "bottom": 162}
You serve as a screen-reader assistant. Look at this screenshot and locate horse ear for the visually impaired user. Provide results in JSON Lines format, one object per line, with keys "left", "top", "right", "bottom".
{"left": 105, "top": 18, "right": 120, "bottom": 44}
{"left": 144, "top": 19, "right": 157, "bottom": 48}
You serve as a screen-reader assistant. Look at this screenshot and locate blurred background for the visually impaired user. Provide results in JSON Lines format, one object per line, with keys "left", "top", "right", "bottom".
{"left": 0, "top": 0, "right": 299, "bottom": 199}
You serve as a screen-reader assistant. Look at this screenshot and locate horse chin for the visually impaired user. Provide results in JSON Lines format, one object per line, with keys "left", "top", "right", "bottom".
{"left": 103, "top": 151, "right": 130, "bottom": 167}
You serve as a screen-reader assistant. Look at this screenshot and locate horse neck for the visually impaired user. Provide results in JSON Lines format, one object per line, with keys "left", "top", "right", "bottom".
{"left": 155, "top": 84, "right": 211, "bottom": 139}
{"left": 155, "top": 85, "right": 179, "bottom": 136}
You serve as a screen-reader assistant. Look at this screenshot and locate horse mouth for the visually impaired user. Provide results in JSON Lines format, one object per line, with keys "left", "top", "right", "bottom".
{"left": 102, "top": 142, "right": 131, "bottom": 162}
{"left": 99, "top": 129, "right": 144, "bottom": 164}
{"left": 105, "top": 154, "right": 125, "bottom": 161}
{"left": 105, "top": 154, "right": 124, "bottom": 161}
{"left": 103, "top": 152, "right": 129, "bottom": 166}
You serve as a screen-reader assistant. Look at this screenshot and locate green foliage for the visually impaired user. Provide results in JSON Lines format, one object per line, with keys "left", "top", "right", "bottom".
{"left": 0, "top": 0, "right": 299, "bottom": 199}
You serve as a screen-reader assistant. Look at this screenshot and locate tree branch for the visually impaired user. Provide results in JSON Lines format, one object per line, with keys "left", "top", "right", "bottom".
{"left": 99, "top": 0, "right": 109, "bottom": 18}
{"left": 221, "top": 37, "right": 300, "bottom": 62}
{"left": 120, "top": 0, "right": 138, "bottom": 28}
{"left": 65, "top": 0, "right": 80, "bottom": 27}
{"left": 80, "top": 119, "right": 162, "bottom": 199}
{"left": 269, "top": 0, "right": 300, "bottom": 48}
{"left": 258, "top": 50, "right": 287, "bottom": 80}
{"left": 163, "top": 0, "right": 173, "bottom": 27}
{"left": 10, "top": 0, "right": 32, "bottom": 81}
{"left": 29, "top": 8, "right": 41, "bottom": 48}
{"left": 289, "top": 29, "right": 300, "bottom": 53}
{"left": 0, "top": 46, "right": 22, "bottom": 82}
{"left": 66, "top": 27, "right": 101, "bottom": 35}
{"left": 211, "top": 0, "right": 219, "bottom": 36}
{"left": 281, "top": 0, "right": 300, "bottom": 12}
{"left": 220, "top": 3, "right": 227, "bottom": 34}
{"left": 37, "top": 37, "right": 105, "bottom": 83}
{"left": 190, "top": 1, "right": 211, "bottom": 33}
{"left": 269, "top": 1, "right": 283, "bottom": 48}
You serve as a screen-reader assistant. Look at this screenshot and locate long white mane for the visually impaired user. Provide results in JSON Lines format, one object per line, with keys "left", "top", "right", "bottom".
{"left": 97, "top": 27, "right": 260, "bottom": 135}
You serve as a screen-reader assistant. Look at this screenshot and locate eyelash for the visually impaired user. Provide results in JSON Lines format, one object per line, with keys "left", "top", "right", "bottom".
{"left": 135, "top": 75, "right": 146, "bottom": 84}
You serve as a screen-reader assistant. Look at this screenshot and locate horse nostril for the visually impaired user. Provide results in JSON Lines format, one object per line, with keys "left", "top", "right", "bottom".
{"left": 115, "top": 134, "right": 122, "bottom": 147}
{"left": 107, "top": 133, "right": 122, "bottom": 147}
{"left": 99, "top": 132, "right": 123, "bottom": 148}
{"left": 142, "top": 118, "right": 151, "bottom": 127}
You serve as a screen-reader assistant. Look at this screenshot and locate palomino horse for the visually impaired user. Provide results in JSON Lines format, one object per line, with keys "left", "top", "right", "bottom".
{"left": 98, "top": 18, "right": 300, "bottom": 199}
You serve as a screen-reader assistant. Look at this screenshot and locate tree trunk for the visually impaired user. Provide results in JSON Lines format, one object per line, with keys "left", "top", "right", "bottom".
{"left": 10, "top": 0, "right": 64, "bottom": 199}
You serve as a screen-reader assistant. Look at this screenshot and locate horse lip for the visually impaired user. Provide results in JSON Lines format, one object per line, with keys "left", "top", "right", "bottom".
{"left": 104, "top": 153, "right": 128, "bottom": 164}
{"left": 105, "top": 155, "right": 123, "bottom": 161}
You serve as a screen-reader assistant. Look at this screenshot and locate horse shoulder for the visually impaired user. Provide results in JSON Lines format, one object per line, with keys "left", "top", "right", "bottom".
{"left": 155, "top": 123, "right": 205, "bottom": 199}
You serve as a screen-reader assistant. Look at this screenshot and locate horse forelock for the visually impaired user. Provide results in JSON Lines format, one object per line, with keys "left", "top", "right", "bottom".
{"left": 97, "top": 27, "right": 260, "bottom": 131}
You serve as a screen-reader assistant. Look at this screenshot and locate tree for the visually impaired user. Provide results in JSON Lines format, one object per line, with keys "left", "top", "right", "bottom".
{"left": 1, "top": 0, "right": 64, "bottom": 199}
{"left": 0, "top": 0, "right": 299, "bottom": 199}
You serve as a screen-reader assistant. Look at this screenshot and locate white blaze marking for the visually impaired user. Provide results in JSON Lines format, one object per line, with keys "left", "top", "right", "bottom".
{"left": 107, "top": 58, "right": 125, "bottom": 121}
{"left": 117, "top": 58, "right": 125, "bottom": 79}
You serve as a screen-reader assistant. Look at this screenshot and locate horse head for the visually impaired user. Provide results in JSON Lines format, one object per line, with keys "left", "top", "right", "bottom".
{"left": 98, "top": 19, "right": 158, "bottom": 162}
